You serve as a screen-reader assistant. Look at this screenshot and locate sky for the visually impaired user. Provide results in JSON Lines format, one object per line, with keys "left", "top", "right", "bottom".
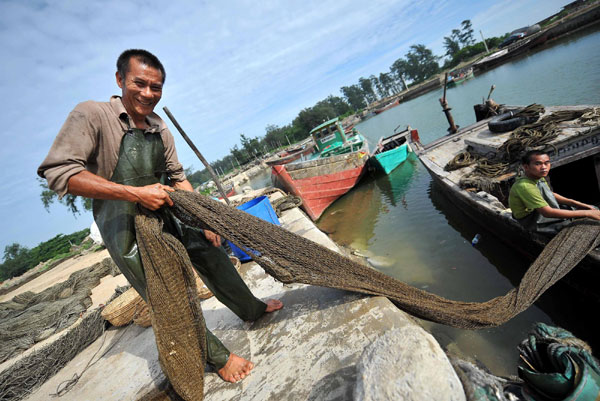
{"left": 0, "top": 0, "right": 571, "bottom": 255}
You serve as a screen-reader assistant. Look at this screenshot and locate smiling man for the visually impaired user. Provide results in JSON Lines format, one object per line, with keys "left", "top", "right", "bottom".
{"left": 38, "top": 49, "right": 282, "bottom": 384}
{"left": 508, "top": 150, "right": 600, "bottom": 234}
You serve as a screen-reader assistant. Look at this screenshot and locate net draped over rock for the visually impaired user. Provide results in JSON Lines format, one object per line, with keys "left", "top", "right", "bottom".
{"left": 0, "top": 258, "right": 118, "bottom": 364}
{"left": 169, "top": 190, "right": 600, "bottom": 330}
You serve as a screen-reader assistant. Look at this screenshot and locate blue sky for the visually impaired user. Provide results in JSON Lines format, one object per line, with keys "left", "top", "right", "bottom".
{"left": 0, "top": 0, "right": 569, "bottom": 254}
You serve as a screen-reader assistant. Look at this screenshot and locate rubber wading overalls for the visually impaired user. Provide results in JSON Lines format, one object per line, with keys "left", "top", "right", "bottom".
{"left": 517, "top": 178, "right": 571, "bottom": 235}
{"left": 93, "top": 127, "right": 267, "bottom": 369}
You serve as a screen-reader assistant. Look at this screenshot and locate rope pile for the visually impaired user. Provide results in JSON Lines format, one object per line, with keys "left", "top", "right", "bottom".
{"left": 578, "top": 107, "right": 600, "bottom": 126}
{"left": 500, "top": 106, "right": 593, "bottom": 162}
{"left": 445, "top": 151, "right": 480, "bottom": 172}
{"left": 272, "top": 195, "right": 302, "bottom": 216}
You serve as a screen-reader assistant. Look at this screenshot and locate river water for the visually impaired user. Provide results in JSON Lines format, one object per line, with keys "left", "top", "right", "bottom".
{"left": 316, "top": 26, "right": 600, "bottom": 377}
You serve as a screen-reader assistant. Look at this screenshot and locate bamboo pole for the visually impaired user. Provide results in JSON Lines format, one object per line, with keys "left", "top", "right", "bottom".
{"left": 162, "top": 106, "right": 231, "bottom": 205}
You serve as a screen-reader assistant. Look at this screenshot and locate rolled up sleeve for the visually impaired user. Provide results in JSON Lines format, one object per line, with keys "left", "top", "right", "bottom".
{"left": 37, "top": 105, "right": 98, "bottom": 198}
{"left": 161, "top": 127, "right": 186, "bottom": 183}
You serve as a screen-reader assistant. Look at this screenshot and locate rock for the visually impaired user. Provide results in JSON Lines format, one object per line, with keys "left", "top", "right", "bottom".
{"left": 355, "top": 326, "right": 466, "bottom": 401}
{"left": 366, "top": 255, "right": 395, "bottom": 268}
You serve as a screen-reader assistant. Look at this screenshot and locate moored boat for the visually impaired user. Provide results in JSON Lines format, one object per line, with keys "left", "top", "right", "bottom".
{"left": 412, "top": 103, "right": 600, "bottom": 301}
{"left": 369, "top": 126, "right": 419, "bottom": 175}
{"left": 272, "top": 117, "right": 370, "bottom": 221}
{"left": 265, "top": 138, "right": 315, "bottom": 166}
{"left": 447, "top": 67, "right": 474, "bottom": 87}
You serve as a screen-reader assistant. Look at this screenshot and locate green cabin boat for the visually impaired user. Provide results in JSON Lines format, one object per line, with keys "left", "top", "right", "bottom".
{"left": 310, "top": 118, "right": 366, "bottom": 158}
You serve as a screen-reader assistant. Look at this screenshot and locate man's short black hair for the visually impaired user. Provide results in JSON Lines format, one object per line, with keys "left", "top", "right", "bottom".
{"left": 116, "top": 49, "right": 166, "bottom": 83}
{"left": 521, "top": 150, "right": 548, "bottom": 165}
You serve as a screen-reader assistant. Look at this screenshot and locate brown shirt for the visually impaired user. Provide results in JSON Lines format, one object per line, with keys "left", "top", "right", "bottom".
{"left": 38, "top": 96, "right": 185, "bottom": 198}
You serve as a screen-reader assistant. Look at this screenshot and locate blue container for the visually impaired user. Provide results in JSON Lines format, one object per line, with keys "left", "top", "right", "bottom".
{"left": 228, "top": 196, "right": 280, "bottom": 261}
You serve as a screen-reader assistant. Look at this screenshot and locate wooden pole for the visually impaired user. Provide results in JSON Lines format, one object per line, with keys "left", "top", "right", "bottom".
{"left": 480, "top": 30, "right": 490, "bottom": 54}
{"left": 439, "top": 72, "right": 458, "bottom": 134}
{"left": 162, "top": 106, "right": 231, "bottom": 204}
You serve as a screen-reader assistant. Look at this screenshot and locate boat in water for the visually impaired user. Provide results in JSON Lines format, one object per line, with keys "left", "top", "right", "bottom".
{"left": 412, "top": 102, "right": 600, "bottom": 301}
{"left": 265, "top": 138, "right": 315, "bottom": 166}
{"left": 369, "top": 126, "right": 418, "bottom": 175}
{"left": 447, "top": 67, "right": 474, "bottom": 87}
{"left": 272, "top": 117, "right": 370, "bottom": 221}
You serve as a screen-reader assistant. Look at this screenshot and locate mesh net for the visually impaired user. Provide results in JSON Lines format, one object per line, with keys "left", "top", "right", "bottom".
{"left": 0, "top": 257, "right": 118, "bottom": 364}
{"left": 134, "top": 190, "right": 599, "bottom": 400}
{"left": 169, "top": 190, "right": 600, "bottom": 329}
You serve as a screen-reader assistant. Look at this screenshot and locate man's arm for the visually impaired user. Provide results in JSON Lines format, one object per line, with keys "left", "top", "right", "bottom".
{"left": 553, "top": 192, "right": 596, "bottom": 210}
{"left": 537, "top": 205, "right": 600, "bottom": 220}
{"left": 173, "top": 179, "right": 194, "bottom": 192}
{"left": 68, "top": 170, "right": 174, "bottom": 210}
{"left": 171, "top": 179, "right": 222, "bottom": 247}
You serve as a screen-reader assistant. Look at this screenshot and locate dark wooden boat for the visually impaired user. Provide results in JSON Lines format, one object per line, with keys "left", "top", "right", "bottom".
{"left": 412, "top": 104, "right": 600, "bottom": 301}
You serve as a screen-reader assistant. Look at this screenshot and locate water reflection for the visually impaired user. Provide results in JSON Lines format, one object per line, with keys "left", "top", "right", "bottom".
{"left": 314, "top": 26, "right": 600, "bottom": 377}
{"left": 375, "top": 154, "right": 419, "bottom": 209}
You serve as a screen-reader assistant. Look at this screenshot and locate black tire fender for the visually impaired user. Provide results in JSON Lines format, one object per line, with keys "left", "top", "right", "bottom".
{"left": 488, "top": 111, "right": 532, "bottom": 133}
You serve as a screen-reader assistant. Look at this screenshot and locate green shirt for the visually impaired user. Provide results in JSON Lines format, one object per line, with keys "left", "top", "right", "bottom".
{"left": 508, "top": 177, "right": 549, "bottom": 219}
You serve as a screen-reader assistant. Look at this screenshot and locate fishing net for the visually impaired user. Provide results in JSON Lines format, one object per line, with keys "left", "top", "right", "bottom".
{"left": 0, "top": 282, "right": 129, "bottom": 401}
{"left": 135, "top": 208, "right": 207, "bottom": 401}
{"left": 0, "top": 257, "right": 119, "bottom": 364}
{"left": 0, "top": 309, "right": 106, "bottom": 401}
{"left": 111, "top": 190, "right": 599, "bottom": 401}
{"left": 168, "top": 190, "right": 600, "bottom": 329}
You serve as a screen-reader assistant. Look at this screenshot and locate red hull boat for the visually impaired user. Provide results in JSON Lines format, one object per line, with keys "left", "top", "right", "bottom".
{"left": 272, "top": 149, "right": 369, "bottom": 221}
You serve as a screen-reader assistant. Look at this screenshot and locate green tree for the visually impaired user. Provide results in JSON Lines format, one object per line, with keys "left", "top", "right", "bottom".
{"left": 39, "top": 178, "right": 92, "bottom": 216}
{"left": 443, "top": 29, "right": 462, "bottom": 58}
{"left": 3, "top": 243, "right": 29, "bottom": 262}
{"left": 340, "top": 85, "right": 367, "bottom": 111}
{"left": 378, "top": 72, "right": 394, "bottom": 97}
{"left": 358, "top": 77, "right": 377, "bottom": 104}
{"left": 459, "top": 20, "right": 475, "bottom": 47}
{"left": 404, "top": 44, "right": 439, "bottom": 83}
{"left": 390, "top": 58, "right": 409, "bottom": 91}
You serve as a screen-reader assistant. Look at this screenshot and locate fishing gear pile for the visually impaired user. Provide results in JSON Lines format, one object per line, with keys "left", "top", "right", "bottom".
{"left": 0, "top": 258, "right": 119, "bottom": 401}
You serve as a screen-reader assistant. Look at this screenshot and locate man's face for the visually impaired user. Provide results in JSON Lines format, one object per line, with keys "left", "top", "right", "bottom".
{"left": 523, "top": 154, "right": 551, "bottom": 180}
{"left": 116, "top": 57, "right": 163, "bottom": 121}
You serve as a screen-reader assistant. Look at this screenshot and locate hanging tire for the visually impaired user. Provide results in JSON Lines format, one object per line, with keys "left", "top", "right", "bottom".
{"left": 488, "top": 111, "right": 531, "bottom": 133}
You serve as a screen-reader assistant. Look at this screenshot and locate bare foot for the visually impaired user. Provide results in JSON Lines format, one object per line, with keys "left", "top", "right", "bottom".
{"left": 218, "top": 353, "right": 254, "bottom": 383}
{"left": 265, "top": 299, "right": 283, "bottom": 313}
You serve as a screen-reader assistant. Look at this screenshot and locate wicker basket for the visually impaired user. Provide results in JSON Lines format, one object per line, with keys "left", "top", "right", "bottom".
{"left": 101, "top": 287, "right": 144, "bottom": 326}
{"left": 133, "top": 302, "right": 152, "bottom": 327}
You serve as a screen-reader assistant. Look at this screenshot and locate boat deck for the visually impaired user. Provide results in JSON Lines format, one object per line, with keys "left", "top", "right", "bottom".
{"left": 422, "top": 105, "right": 600, "bottom": 189}
{"left": 414, "top": 104, "right": 600, "bottom": 284}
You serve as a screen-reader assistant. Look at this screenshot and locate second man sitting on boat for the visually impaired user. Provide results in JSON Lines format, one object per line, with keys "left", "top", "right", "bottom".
{"left": 508, "top": 150, "right": 600, "bottom": 234}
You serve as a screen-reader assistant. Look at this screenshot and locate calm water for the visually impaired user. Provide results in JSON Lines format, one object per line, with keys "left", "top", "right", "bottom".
{"left": 316, "top": 26, "right": 600, "bottom": 376}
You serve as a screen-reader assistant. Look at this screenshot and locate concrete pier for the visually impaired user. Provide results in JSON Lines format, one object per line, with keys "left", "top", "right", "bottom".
{"left": 21, "top": 191, "right": 464, "bottom": 401}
